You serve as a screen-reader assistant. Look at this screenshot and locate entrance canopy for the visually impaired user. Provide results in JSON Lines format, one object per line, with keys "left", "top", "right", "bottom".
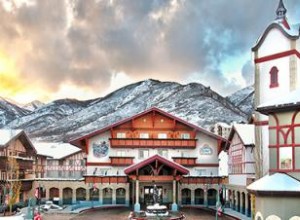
{"left": 124, "top": 154, "right": 189, "bottom": 176}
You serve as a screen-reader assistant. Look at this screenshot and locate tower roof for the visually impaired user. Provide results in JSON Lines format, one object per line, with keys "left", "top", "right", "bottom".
{"left": 276, "top": 0, "right": 287, "bottom": 20}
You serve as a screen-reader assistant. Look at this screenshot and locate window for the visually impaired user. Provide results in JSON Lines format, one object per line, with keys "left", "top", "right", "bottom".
{"left": 68, "top": 159, "right": 73, "bottom": 166}
{"left": 158, "top": 133, "right": 167, "bottom": 139}
{"left": 59, "top": 160, "right": 64, "bottom": 166}
{"left": 116, "top": 132, "right": 126, "bottom": 138}
{"left": 139, "top": 149, "right": 149, "bottom": 159}
{"left": 200, "top": 145, "right": 213, "bottom": 155}
{"left": 117, "top": 150, "right": 126, "bottom": 156}
{"left": 158, "top": 149, "right": 168, "bottom": 158}
{"left": 269, "top": 66, "right": 279, "bottom": 88}
{"left": 181, "top": 133, "right": 190, "bottom": 139}
{"left": 140, "top": 133, "right": 149, "bottom": 139}
{"left": 195, "top": 169, "right": 206, "bottom": 176}
{"left": 279, "top": 147, "right": 292, "bottom": 169}
{"left": 48, "top": 160, "right": 53, "bottom": 166}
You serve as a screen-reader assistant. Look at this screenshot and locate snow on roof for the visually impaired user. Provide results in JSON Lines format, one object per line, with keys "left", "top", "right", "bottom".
{"left": 33, "top": 142, "right": 81, "bottom": 159}
{"left": 247, "top": 173, "right": 300, "bottom": 192}
{"left": 258, "top": 88, "right": 300, "bottom": 109}
{"left": 0, "top": 129, "right": 23, "bottom": 146}
{"left": 252, "top": 20, "right": 300, "bottom": 51}
{"left": 233, "top": 124, "right": 255, "bottom": 145}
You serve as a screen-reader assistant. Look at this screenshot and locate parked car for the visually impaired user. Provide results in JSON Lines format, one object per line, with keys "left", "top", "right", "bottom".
{"left": 40, "top": 201, "right": 63, "bottom": 211}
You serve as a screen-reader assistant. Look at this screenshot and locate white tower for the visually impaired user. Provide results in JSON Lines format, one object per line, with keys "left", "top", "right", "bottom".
{"left": 252, "top": 0, "right": 300, "bottom": 176}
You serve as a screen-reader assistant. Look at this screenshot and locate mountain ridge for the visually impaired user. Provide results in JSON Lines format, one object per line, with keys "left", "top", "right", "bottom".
{"left": 1, "top": 80, "right": 254, "bottom": 142}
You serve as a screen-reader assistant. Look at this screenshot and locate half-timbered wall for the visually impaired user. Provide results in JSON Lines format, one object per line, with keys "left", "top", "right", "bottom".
{"left": 228, "top": 132, "right": 255, "bottom": 186}
{"left": 269, "top": 110, "right": 300, "bottom": 179}
{"left": 46, "top": 152, "right": 86, "bottom": 179}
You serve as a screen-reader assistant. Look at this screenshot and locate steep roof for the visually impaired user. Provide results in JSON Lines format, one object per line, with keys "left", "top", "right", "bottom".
{"left": 252, "top": 0, "right": 299, "bottom": 51}
{"left": 33, "top": 142, "right": 82, "bottom": 159}
{"left": 247, "top": 173, "right": 300, "bottom": 196}
{"left": 124, "top": 154, "right": 189, "bottom": 175}
{"left": 225, "top": 124, "right": 255, "bottom": 150}
{"left": 70, "top": 107, "right": 227, "bottom": 149}
{"left": 257, "top": 88, "right": 300, "bottom": 114}
{"left": 0, "top": 129, "right": 23, "bottom": 146}
{"left": 0, "top": 129, "right": 36, "bottom": 154}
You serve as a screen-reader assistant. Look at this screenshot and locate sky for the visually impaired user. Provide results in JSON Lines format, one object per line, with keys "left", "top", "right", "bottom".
{"left": 0, "top": 0, "right": 300, "bottom": 104}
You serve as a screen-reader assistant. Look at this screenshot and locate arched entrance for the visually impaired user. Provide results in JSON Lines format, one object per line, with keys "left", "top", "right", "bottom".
{"left": 63, "top": 188, "right": 72, "bottom": 204}
{"left": 89, "top": 188, "right": 99, "bottom": 201}
{"left": 207, "top": 189, "right": 217, "bottom": 206}
{"left": 195, "top": 188, "right": 204, "bottom": 205}
{"left": 181, "top": 188, "right": 191, "bottom": 205}
{"left": 76, "top": 188, "right": 86, "bottom": 201}
{"left": 247, "top": 194, "right": 251, "bottom": 217}
{"left": 116, "top": 188, "right": 126, "bottom": 204}
{"left": 242, "top": 192, "right": 245, "bottom": 214}
{"left": 103, "top": 188, "right": 113, "bottom": 204}
{"left": 237, "top": 191, "right": 240, "bottom": 212}
{"left": 49, "top": 188, "right": 59, "bottom": 201}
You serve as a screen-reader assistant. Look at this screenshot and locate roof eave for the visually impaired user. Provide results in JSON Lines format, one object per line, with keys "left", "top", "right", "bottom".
{"left": 252, "top": 22, "right": 299, "bottom": 52}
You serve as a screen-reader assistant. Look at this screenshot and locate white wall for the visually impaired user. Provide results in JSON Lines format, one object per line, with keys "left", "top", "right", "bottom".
{"left": 86, "top": 130, "right": 221, "bottom": 176}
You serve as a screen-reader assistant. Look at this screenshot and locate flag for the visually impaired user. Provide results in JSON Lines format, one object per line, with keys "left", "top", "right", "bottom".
{"left": 35, "top": 188, "right": 39, "bottom": 198}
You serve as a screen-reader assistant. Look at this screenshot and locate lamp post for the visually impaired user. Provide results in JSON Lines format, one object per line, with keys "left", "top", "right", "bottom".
{"left": 215, "top": 183, "right": 220, "bottom": 220}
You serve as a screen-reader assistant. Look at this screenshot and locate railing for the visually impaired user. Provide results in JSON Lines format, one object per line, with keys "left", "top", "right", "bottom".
{"left": 0, "top": 157, "right": 33, "bottom": 170}
{"left": 109, "top": 156, "right": 134, "bottom": 166}
{"left": 17, "top": 159, "right": 33, "bottom": 170}
{"left": 109, "top": 138, "right": 197, "bottom": 148}
{"left": 172, "top": 157, "right": 197, "bottom": 166}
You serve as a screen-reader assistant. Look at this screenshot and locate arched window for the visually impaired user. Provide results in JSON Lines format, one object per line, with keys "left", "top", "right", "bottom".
{"left": 269, "top": 66, "right": 279, "bottom": 88}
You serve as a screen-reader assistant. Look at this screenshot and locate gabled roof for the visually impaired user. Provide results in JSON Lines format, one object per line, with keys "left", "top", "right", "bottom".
{"left": 70, "top": 107, "right": 226, "bottom": 148}
{"left": 124, "top": 154, "right": 189, "bottom": 175}
{"left": 252, "top": 21, "right": 300, "bottom": 51}
{"left": 225, "top": 124, "right": 255, "bottom": 151}
{"left": 257, "top": 88, "right": 300, "bottom": 114}
{"left": 247, "top": 173, "right": 300, "bottom": 195}
{"left": 0, "top": 129, "right": 36, "bottom": 154}
{"left": 33, "top": 142, "right": 82, "bottom": 160}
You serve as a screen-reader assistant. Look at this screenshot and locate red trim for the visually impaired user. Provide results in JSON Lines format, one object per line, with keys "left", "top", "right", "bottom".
{"left": 124, "top": 154, "right": 189, "bottom": 175}
{"left": 270, "top": 169, "right": 300, "bottom": 172}
{"left": 255, "top": 49, "right": 300, "bottom": 64}
{"left": 193, "top": 163, "right": 219, "bottom": 167}
{"left": 269, "top": 144, "right": 300, "bottom": 148}
{"left": 254, "top": 120, "right": 269, "bottom": 126}
{"left": 70, "top": 107, "right": 226, "bottom": 148}
{"left": 86, "top": 162, "right": 112, "bottom": 166}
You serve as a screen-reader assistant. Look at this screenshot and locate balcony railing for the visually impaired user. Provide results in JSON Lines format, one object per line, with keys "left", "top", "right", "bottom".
{"left": 0, "top": 157, "right": 33, "bottom": 170}
{"left": 17, "top": 158, "right": 33, "bottom": 170}
{"left": 109, "top": 156, "right": 134, "bottom": 166}
{"left": 109, "top": 138, "right": 197, "bottom": 149}
{"left": 172, "top": 157, "right": 197, "bottom": 166}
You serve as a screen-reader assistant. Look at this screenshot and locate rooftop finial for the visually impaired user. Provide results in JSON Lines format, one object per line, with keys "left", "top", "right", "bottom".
{"left": 276, "top": 0, "right": 287, "bottom": 20}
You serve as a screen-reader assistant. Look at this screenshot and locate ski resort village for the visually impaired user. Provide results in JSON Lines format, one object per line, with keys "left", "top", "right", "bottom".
{"left": 0, "top": 0, "right": 300, "bottom": 220}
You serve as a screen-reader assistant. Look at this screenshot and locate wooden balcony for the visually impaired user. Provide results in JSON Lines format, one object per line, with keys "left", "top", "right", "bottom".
{"left": 85, "top": 176, "right": 128, "bottom": 184}
{"left": 109, "top": 156, "right": 134, "bottom": 166}
{"left": 181, "top": 176, "right": 225, "bottom": 184}
{"left": 109, "top": 138, "right": 197, "bottom": 149}
{"left": 17, "top": 158, "right": 33, "bottom": 170}
{"left": 0, "top": 157, "right": 33, "bottom": 170}
{"left": 172, "top": 157, "right": 197, "bottom": 166}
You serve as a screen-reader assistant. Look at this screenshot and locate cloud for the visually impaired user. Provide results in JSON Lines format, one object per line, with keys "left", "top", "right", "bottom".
{"left": 242, "top": 60, "right": 254, "bottom": 86}
{"left": 0, "top": 0, "right": 299, "bottom": 102}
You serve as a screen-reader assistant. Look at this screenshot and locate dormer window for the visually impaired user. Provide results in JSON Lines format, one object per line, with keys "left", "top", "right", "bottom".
{"left": 269, "top": 66, "right": 279, "bottom": 88}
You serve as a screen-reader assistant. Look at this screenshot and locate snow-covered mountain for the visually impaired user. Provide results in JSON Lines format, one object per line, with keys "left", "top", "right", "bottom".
{"left": 227, "top": 85, "right": 254, "bottom": 116}
{"left": 0, "top": 97, "right": 31, "bottom": 128}
{"left": 2, "top": 80, "right": 254, "bottom": 142}
{"left": 23, "top": 100, "right": 45, "bottom": 111}
{"left": 7, "top": 98, "right": 94, "bottom": 133}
